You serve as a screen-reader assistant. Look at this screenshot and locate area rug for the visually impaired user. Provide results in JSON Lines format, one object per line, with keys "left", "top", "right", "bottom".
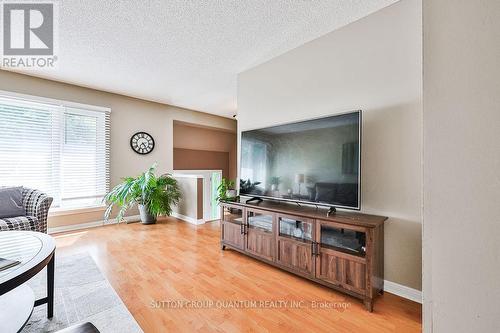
{"left": 22, "top": 253, "right": 143, "bottom": 333}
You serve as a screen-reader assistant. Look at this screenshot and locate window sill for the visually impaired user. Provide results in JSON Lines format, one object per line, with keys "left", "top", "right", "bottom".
{"left": 49, "top": 205, "right": 107, "bottom": 217}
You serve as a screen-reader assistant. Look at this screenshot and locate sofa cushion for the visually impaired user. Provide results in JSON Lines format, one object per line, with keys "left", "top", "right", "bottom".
{"left": 314, "top": 183, "right": 337, "bottom": 203}
{"left": 334, "top": 183, "right": 358, "bottom": 207}
{"left": 313, "top": 182, "right": 358, "bottom": 207}
{"left": 0, "top": 187, "right": 26, "bottom": 218}
{"left": 0, "top": 216, "right": 38, "bottom": 231}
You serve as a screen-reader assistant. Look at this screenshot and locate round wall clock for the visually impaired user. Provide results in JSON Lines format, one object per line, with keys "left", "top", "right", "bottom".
{"left": 130, "top": 132, "right": 155, "bottom": 155}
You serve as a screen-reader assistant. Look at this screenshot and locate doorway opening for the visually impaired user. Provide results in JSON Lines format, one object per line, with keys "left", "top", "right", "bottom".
{"left": 174, "top": 170, "right": 222, "bottom": 222}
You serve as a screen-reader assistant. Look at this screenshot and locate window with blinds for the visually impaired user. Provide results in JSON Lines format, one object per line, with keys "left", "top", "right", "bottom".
{"left": 0, "top": 93, "right": 110, "bottom": 210}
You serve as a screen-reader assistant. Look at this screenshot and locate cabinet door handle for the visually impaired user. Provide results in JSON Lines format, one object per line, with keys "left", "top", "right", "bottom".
{"left": 315, "top": 242, "right": 320, "bottom": 257}
{"left": 311, "top": 242, "right": 315, "bottom": 256}
{"left": 240, "top": 223, "right": 244, "bottom": 234}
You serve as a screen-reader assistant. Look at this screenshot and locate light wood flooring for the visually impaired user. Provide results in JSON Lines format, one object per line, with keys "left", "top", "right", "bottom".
{"left": 53, "top": 218, "right": 422, "bottom": 333}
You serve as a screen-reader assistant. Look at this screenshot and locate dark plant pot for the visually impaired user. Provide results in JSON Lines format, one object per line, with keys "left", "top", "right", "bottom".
{"left": 138, "top": 204, "right": 157, "bottom": 224}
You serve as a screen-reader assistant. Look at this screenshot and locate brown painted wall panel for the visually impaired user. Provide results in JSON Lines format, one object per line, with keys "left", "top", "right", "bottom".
{"left": 173, "top": 148, "right": 230, "bottom": 178}
{"left": 173, "top": 122, "right": 237, "bottom": 179}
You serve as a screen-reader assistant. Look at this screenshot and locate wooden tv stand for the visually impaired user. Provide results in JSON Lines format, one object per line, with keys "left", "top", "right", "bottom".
{"left": 220, "top": 199, "right": 387, "bottom": 311}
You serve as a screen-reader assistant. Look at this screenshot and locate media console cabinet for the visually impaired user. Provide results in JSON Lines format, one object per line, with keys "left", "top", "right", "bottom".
{"left": 220, "top": 199, "right": 387, "bottom": 311}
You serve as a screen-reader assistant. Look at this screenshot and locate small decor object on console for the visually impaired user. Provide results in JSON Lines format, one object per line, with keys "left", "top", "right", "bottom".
{"left": 130, "top": 131, "right": 155, "bottom": 155}
{"left": 295, "top": 173, "right": 305, "bottom": 195}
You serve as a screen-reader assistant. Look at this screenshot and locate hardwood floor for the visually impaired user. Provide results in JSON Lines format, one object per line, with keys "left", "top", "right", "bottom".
{"left": 53, "top": 218, "right": 422, "bottom": 333}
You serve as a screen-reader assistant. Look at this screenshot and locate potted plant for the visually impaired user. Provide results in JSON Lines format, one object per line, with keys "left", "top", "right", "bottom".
{"left": 103, "top": 163, "right": 181, "bottom": 224}
{"left": 270, "top": 176, "right": 280, "bottom": 191}
{"left": 240, "top": 179, "right": 262, "bottom": 194}
{"left": 216, "top": 178, "right": 236, "bottom": 202}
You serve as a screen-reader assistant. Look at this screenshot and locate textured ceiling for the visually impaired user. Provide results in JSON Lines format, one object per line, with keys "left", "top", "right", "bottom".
{"left": 16, "top": 0, "right": 397, "bottom": 117}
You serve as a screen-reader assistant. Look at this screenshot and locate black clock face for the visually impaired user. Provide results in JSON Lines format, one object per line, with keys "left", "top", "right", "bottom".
{"left": 130, "top": 132, "right": 155, "bottom": 155}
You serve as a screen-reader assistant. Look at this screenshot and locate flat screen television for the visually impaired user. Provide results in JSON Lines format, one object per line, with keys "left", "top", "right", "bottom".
{"left": 240, "top": 111, "right": 361, "bottom": 210}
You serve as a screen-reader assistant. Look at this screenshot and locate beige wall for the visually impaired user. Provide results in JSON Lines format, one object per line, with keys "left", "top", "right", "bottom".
{"left": 172, "top": 175, "right": 203, "bottom": 220}
{"left": 173, "top": 122, "right": 237, "bottom": 179}
{"left": 237, "top": 0, "right": 422, "bottom": 290}
{"left": 0, "top": 70, "right": 236, "bottom": 228}
{"left": 423, "top": 1, "right": 500, "bottom": 332}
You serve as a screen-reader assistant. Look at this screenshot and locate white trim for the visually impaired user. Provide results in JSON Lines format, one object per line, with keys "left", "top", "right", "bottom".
{"left": 171, "top": 212, "right": 205, "bottom": 225}
{"left": 48, "top": 215, "right": 141, "bottom": 234}
{"left": 0, "top": 89, "right": 111, "bottom": 113}
{"left": 49, "top": 205, "right": 106, "bottom": 217}
{"left": 172, "top": 173, "right": 204, "bottom": 179}
{"left": 384, "top": 280, "right": 422, "bottom": 304}
{"left": 174, "top": 169, "right": 223, "bottom": 175}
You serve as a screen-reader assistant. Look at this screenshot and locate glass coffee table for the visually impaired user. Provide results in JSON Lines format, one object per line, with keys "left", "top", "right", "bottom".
{"left": 0, "top": 231, "right": 56, "bottom": 333}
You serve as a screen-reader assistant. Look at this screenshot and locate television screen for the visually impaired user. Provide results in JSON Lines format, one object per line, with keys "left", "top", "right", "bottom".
{"left": 240, "top": 111, "right": 361, "bottom": 210}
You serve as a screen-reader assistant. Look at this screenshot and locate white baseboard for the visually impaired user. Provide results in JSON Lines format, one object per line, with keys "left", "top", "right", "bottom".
{"left": 171, "top": 212, "right": 205, "bottom": 225}
{"left": 384, "top": 279, "right": 422, "bottom": 304}
{"left": 48, "top": 215, "right": 141, "bottom": 234}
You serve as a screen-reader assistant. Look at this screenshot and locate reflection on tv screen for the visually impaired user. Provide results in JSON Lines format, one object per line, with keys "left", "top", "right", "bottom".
{"left": 240, "top": 111, "right": 360, "bottom": 209}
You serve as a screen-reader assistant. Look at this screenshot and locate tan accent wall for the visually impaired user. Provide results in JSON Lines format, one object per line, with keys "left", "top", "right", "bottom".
{"left": 237, "top": 0, "right": 422, "bottom": 290}
{"left": 173, "top": 122, "right": 237, "bottom": 180}
{"left": 174, "top": 148, "right": 230, "bottom": 178}
{"left": 0, "top": 70, "right": 236, "bottom": 228}
{"left": 49, "top": 209, "right": 107, "bottom": 228}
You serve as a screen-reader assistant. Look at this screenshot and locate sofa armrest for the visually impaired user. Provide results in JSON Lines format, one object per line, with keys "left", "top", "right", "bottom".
{"left": 22, "top": 188, "right": 53, "bottom": 233}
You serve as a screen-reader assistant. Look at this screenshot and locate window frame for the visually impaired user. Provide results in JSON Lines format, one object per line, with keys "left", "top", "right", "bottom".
{"left": 0, "top": 89, "right": 111, "bottom": 214}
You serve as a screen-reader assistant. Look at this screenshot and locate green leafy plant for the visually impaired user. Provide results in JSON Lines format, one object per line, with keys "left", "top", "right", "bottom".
{"left": 216, "top": 178, "right": 236, "bottom": 202}
{"left": 240, "top": 179, "right": 262, "bottom": 194}
{"left": 270, "top": 176, "right": 281, "bottom": 185}
{"left": 103, "top": 163, "right": 181, "bottom": 222}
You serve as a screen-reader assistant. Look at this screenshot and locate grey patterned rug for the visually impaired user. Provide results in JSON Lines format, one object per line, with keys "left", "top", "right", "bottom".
{"left": 22, "top": 253, "right": 143, "bottom": 333}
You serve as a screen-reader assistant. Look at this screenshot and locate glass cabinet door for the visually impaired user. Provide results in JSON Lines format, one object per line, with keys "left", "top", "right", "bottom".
{"left": 278, "top": 217, "right": 313, "bottom": 242}
{"left": 222, "top": 206, "right": 244, "bottom": 225}
{"left": 247, "top": 210, "right": 273, "bottom": 233}
{"left": 319, "top": 224, "right": 366, "bottom": 257}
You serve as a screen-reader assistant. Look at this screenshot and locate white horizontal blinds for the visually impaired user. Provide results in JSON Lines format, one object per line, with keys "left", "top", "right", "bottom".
{"left": 0, "top": 96, "right": 62, "bottom": 203}
{"left": 61, "top": 107, "right": 110, "bottom": 208}
{"left": 0, "top": 93, "right": 110, "bottom": 209}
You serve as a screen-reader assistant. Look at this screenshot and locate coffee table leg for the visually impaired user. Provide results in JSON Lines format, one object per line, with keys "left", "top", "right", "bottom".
{"left": 47, "top": 253, "right": 55, "bottom": 318}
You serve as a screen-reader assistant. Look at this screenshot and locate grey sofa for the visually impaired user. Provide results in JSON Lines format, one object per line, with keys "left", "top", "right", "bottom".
{"left": 0, "top": 188, "right": 53, "bottom": 233}
{"left": 308, "top": 182, "right": 358, "bottom": 208}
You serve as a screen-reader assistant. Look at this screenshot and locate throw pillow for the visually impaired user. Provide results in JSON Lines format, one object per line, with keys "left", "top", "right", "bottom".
{"left": 0, "top": 187, "right": 26, "bottom": 218}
